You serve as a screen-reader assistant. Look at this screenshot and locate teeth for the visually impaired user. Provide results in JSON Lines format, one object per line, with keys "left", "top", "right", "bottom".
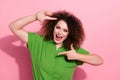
{"left": 56, "top": 35, "right": 62, "bottom": 38}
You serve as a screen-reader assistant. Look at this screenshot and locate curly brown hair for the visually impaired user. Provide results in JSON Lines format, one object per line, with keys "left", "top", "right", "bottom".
{"left": 40, "top": 10, "right": 85, "bottom": 50}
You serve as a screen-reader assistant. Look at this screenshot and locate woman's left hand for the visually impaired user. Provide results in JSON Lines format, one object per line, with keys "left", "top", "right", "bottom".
{"left": 36, "top": 10, "right": 57, "bottom": 23}
{"left": 58, "top": 44, "right": 79, "bottom": 60}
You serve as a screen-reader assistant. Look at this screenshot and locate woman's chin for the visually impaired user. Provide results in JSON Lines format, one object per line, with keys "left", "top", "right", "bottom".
{"left": 54, "top": 40, "right": 62, "bottom": 45}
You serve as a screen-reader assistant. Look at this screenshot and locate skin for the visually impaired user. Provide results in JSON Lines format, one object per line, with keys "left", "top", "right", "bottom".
{"left": 9, "top": 10, "right": 103, "bottom": 66}
{"left": 53, "top": 20, "right": 69, "bottom": 50}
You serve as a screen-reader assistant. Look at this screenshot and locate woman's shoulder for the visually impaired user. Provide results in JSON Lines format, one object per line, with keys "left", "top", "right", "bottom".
{"left": 28, "top": 32, "right": 44, "bottom": 38}
{"left": 28, "top": 32, "right": 45, "bottom": 42}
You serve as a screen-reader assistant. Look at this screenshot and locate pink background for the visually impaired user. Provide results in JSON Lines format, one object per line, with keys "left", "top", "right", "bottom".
{"left": 0, "top": 0, "right": 120, "bottom": 80}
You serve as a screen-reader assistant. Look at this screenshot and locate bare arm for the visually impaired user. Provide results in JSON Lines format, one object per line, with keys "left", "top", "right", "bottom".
{"left": 9, "top": 11, "right": 57, "bottom": 43}
{"left": 9, "top": 14, "right": 37, "bottom": 43}
{"left": 76, "top": 53, "right": 103, "bottom": 66}
{"left": 58, "top": 44, "right": 103, "bottom": 66}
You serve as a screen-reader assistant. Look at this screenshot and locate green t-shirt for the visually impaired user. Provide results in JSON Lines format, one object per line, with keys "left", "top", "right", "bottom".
{"left": 27, "top": 32, "right": 89, "bottom": 80}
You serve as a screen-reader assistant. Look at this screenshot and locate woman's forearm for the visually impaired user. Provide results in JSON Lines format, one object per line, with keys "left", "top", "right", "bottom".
{"left": 9, "top": 14, "right": 37, "bottom": 31}
{"left": 76, "top": 53, "right": 103, "bottom": 66}
{"left": 9, "top": 14, "right": 37, "bottom": 43}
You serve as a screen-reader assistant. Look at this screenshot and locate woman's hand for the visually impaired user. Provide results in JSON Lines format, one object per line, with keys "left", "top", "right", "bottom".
{"left": 58, "top": 44, "right": 79, "bottom": 60}
{"left": 36, "top": 10, "right": 57, "bottom": 23}
{"left": 58, "top": 44, "right": 103, "bottom": 65}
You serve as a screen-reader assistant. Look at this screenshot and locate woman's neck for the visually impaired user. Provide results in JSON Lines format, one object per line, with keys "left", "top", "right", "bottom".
{"left": 56, "top": 43, "right": 62, "bottom": 50}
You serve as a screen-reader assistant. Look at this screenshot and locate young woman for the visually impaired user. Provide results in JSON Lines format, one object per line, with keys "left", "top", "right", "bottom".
{"left": 9, "top": 10, "right": 103, "bottom": 80}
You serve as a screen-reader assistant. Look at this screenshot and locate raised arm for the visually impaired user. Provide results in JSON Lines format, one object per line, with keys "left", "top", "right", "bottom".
{"left": 9, "top": 11, "right": 57, "bottom": 43}
{"left": 9, "top": 14, "right": 37, "bottom": 43}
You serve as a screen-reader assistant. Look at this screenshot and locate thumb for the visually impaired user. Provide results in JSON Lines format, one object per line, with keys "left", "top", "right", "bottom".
{"left": 70, "top": 44, "right": 74, "bottom": 50}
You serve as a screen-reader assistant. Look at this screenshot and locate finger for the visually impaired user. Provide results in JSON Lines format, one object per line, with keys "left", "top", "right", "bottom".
{"left": 70, "top": 44, "right": 74, "bottom": 50}
{"left": 58, "top": 52, "right": 67, "bottom": 55}
{"left": 46, "top": 16, "right": 57, "bottom": 20}
{"left": 45, "top": 11, "right": 53, "bottom": 16}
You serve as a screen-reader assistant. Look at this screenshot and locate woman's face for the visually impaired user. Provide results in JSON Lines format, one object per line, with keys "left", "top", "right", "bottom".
{"left": 53, "top": 20, "right": 69, "bottom": 45}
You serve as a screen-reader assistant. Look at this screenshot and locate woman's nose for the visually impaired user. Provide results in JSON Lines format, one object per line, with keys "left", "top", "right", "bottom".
{"left": 58, "top": 30, "right": 62, "bottom": 35}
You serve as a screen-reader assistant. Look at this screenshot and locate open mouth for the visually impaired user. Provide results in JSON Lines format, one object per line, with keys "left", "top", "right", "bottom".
{"left": 55, "top": 34, "right": 63, "bottom": 41}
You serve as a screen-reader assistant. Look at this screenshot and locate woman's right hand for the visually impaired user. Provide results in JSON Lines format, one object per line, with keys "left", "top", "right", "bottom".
{"left": 36, "top": 11, "right": 57, "bottom": 23}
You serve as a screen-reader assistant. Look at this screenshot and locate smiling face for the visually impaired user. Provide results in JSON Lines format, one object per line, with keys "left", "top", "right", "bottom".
{"left": 53, "top": 20, "right": 69, "bottom": 45}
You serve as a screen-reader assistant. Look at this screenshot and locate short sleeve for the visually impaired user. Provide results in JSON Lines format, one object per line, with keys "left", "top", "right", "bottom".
{"left": 27, "top": 32, "right": 44, "bottom": 56}
{"left": 76, "top": 48, "right": 89, "bottom": 65}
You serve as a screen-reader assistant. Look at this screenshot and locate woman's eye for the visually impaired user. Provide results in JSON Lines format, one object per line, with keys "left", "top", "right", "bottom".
{"left": 56, "top": 26, "right": 60, "bottom": 29}
{"left": 64, "top": 29, "right": 68, "bottom": 32}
